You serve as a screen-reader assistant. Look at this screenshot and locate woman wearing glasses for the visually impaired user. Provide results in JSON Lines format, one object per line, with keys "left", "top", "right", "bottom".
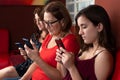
{"left": 0, "top": 7, "right": 48, "bottom": 80}
{"left": 21, "top": 1, "right": 80, "bottom": 80}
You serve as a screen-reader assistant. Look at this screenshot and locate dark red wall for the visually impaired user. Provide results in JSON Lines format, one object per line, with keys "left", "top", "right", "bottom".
{"left": 0, "top": 5, "right": 42, "bottom": 50}
{"left": 95, "top": 0, "right": 120, "bottom": 49}
{"left": 0, "top": 0, "right": 65, "bottom": 50}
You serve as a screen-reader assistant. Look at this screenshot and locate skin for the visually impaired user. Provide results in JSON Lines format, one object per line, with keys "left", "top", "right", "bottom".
{"left": 0, "top": 13, "right": 46, "bottom": 80}
{"left": 34, "top": 13, "right": 45, "bottom": 30}
{"left": 56, "top": 15, "right": 113, "bottom": 80}
{"left": 44, "top": 12, "right": 62, "bottom": 37}
{"left": 21, "top": 12, "right": 63, "bottom": 80}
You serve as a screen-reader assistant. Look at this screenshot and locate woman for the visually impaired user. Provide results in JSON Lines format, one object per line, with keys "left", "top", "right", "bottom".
{"left": 21, "top": 1, "right": 80, "bottom": 80}
{"left": 0, "top": 7, "right": 48, "bottom": 80}
{"left": 56, "top": 5, "right": 116, "bottom": 80}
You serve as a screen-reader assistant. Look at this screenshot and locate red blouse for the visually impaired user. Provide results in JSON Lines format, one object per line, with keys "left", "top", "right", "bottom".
{"left": 32, "top": 34, "right": 80, "bottom": 80}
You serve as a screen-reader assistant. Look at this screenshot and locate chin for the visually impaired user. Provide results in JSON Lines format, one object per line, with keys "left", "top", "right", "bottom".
{"left": 84, "top": 40, "right": 91, "bottom": 44}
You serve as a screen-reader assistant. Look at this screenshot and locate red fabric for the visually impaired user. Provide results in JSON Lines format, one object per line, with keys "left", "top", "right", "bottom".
{"left": 32, "top": 34, "right": 80, "bottom": 80}
{"left": 9, "top": 50, "right": 25, "bottom": 66}
{"left": 112, "top": 50, "right": 120, "bottom": 80}
{"left": 0, "top": 29, "right": 11, "bottom": 69}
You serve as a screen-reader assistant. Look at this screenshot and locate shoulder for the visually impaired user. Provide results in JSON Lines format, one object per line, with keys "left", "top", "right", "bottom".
{"left": 63, "top": 33, "right": 80, "bottom": 54}
{"left": 63, "top": 34, "right": 78, "bottom": 43}
{"left": 95, "top": 49, "right": 113, "bottom": 70}
{"left": 63, "top": 33, "right": 79, "bottom": 46}
{"left": 63, "top": 33, "right": 76, "bottom": 39}
{"left": 96, "top": 50, "right": 113, "bottom": 62}
{"left": 95, "top": 49, "right": 114, "bottom": 79}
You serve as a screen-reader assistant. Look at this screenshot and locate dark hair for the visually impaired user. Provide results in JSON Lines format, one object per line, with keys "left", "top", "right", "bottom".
{"left": 43, "top": 1, "right": 72, "bottom": 32}
{"left": 33, "top": 7, "right": 44, "bottom": 21}
{"left": 75, "top": 5, "right": 116, "bottom": 54}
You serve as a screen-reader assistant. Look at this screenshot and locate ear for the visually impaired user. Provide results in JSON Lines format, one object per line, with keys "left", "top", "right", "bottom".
{"left": 60, "top": 19, "right": 64, "bottom": 27}
{"left": 96, "top": 23, "right": 103, "bottom": 32}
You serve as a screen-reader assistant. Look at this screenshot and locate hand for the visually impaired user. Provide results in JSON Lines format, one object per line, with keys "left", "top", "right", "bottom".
{"left": 62, "top": 52, "right": 75, "bottom": 70}
{"left": 19, "top": 48, "right": 27, "bottom": 56}
{"left": 55, "top": 48, "right": 63, "bottom": 63}
{"left": 56, "top": 47, "right": 75, "bottom": 69}
{"left": 24, "top": 40, "right": 40, "bottom": 61}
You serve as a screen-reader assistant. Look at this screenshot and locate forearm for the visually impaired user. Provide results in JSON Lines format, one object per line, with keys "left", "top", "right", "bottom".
{"left": 21, "top": 62, "right": 37, "bottom": 80}
{"left": 57, "top": 63, "right": 67, "bottom": 78}
{"left": 35, "top": 57, "right": 62, "bottom": 80}
{"left": 68, "top": 65, "right": 82, "bottom": 80}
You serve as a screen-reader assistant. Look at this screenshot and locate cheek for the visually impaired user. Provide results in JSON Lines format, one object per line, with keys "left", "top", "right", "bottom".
{"left": 84, "top": 29, "right": 98, "bottom": 43}
{"left": 53, "top": 26, "right": 61, "bottom": 34}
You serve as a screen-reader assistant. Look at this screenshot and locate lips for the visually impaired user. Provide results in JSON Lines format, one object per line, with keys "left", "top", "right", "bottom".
{"left": 82, "top": 36, "right": 85, "bottom": 39}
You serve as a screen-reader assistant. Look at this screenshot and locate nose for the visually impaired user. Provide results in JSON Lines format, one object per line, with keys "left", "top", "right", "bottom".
{"left": 79, "top": 28, "right": 83, "bottom": 35}
{"left": 44, "top": 22, "right": 50, "bottom": 28}
{"left": 36, "top": 20, "right": 40, "bottom": 25}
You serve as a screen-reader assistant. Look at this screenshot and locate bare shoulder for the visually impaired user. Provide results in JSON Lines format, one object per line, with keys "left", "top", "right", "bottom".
{"left": 95, "top": 49, "right": 114, "bottom": 79}
{"left": 96, "top": 49, "right": 113, "bottom": 61}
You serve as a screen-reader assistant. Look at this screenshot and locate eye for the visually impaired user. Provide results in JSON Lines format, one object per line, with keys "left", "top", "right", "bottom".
{"left": 81, "top": 24, "right": 87, "bottom": 29}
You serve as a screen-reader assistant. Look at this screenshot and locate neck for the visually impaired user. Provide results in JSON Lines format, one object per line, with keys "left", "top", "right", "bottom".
{"left": 53, "top": 31, "right": 70, "bottom": 39}
{"left": 91, "top": 44, "right": 99, "bottom": 55}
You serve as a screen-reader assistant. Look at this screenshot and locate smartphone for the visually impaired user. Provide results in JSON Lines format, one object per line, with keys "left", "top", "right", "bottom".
{"left": 15, "top": 42, "right": 24, "bottom": 50}
{"left": 22, "top": 38, "right": 33, "bottom": 49}
{"left": 55, "top": 38, "right": 65, "bottom": 49}
{"left": 31, "top": 33, "right": 37, "bottom": 43}
{"left": 31, "top": 33, "right": 41, "bottom": 49}
{"left": 31, "top": 33, "right": 40, "bottom": 44}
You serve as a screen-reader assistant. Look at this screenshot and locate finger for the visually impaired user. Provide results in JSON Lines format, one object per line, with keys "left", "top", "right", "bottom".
{"left": 30, "top": 40, "right": 38, "bottom": 50}
{"left": 24, "top": 44, "right": 31, "bottom": 54}
{"left": 60, "top": 47, "right": 66, "bottom": 53}
{"left": 55, "top": 55, "right": 62, "bottom": 62}
{"left": 18, "top": 47, "right": 24, "bottom": 50}
{"left": 56, "top": 49, "right": 62, "bottom": 53}
{"left": 56, "top": 52, "right": 62, "bottom": 58}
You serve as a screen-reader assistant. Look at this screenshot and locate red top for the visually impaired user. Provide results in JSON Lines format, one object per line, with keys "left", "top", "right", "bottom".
{"left": 32, "top": 34, "right": 80, "bottom": 80}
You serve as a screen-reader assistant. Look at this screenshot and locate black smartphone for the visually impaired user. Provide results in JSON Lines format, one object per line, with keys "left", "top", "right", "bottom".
{"left": 15, "top": 42, "right": 24, "bottom": 50}
{"left": 31, "top": 33, "right": 37, "bottom": 43}
{"left": 22, "top": 38, "right": 33, "bottom": 49}
{"left": 31, "top": 33, "right": 41, "bottom": 49}
{"left": 55, "top": 38, "right": 65, "bottom": 49}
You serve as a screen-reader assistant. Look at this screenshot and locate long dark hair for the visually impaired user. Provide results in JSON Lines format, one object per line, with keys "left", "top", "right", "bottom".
{"left": 75, "top": 5, "right": 116, "bottom": 54}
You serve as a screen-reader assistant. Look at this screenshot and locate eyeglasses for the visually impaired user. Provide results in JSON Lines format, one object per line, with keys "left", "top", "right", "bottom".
{"left": 44, "top": 20, "right": 59, "bottom": 27}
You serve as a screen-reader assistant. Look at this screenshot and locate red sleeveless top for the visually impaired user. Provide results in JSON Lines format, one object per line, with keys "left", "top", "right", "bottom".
{"left": 32, "top": 34, "right": 80, "bottom": 80}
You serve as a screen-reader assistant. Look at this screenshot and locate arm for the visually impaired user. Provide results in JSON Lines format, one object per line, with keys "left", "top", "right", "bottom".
{"left": 20, "top": 62, "right": 37, "bottom": 80}
{"left": 56, "top": 48, "right": 68, "bottom": 78}
{"left": 24, "top": 40, "right": 62, "bottom": 80}
{"left": 95, "top": 50, "right": 113, "bottom": 80}
{"left": 34, "top": 56, "right": 62, "bottom": 80}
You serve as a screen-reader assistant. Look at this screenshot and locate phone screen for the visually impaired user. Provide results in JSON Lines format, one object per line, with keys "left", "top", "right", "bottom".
{"left": 55, "top": 38, "right": 65, "bottom": 49}
{"left": 15, "top": 42, "right": 24, "bottom": 50}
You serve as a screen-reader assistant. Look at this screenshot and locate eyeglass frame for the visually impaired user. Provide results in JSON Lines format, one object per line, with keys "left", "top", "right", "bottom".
{"left": 43, "top": 19, "right": 59, "bottom": 27}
